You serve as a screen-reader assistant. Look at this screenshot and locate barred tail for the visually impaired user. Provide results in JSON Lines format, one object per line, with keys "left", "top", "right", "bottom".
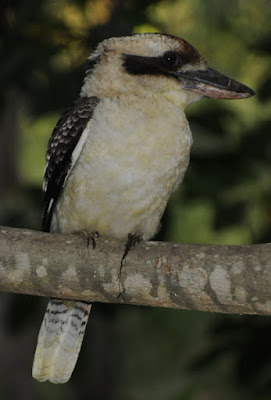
{"left": 32, "top": 298, "right": 91, "bottom": 384}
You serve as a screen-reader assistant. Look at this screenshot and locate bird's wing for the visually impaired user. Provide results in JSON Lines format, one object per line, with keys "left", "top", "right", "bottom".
{"left": 42, "top": 96, "right": 100, "bottom": 232}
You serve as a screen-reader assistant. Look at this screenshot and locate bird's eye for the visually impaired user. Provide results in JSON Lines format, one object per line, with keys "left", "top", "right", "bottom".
{"left": 162, "top": 51, "right": 180, "bottom": 69}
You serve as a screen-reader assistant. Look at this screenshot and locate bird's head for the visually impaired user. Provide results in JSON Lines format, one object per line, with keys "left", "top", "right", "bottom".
{"left": 81, "top": 33, "right": 255, "bottom": 107}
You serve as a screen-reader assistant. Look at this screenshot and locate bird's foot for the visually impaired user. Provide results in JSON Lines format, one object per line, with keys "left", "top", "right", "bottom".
{"left": 118, "top": 233, "right": 142, "bottom": 279}
{"left": 121, "top": 233, "right": 142, "bottom": 271}
{"left": 117, "top": 234, "right": 142, "bottom": 301}
{"left": 81, "top": 230, "right": 100, "bottom": 249}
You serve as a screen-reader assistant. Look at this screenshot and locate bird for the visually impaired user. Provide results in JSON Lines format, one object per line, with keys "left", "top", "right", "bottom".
{"left": 32, "top": 33, "right": 254, "bottom": 384}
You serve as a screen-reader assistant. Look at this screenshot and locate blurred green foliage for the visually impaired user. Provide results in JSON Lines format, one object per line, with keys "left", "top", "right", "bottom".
{"left": 0, "top": 0, "right": 271, "bottom": 399}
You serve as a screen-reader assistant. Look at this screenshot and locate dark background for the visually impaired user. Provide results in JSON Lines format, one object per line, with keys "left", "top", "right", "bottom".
{"left": 0, "top": 0, "right": 271, "bottom": 399}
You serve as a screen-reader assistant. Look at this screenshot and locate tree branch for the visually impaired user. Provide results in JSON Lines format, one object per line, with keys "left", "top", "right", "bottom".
{"left": 0, "top": 226, "right": 270, "bottom": 315}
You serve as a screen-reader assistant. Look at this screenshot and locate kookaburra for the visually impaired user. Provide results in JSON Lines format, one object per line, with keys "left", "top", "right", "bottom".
{"left": 32, "top": 33, "right": 254, "bottom": 384}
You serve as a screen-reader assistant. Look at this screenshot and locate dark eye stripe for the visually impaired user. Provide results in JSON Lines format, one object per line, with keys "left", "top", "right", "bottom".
{"left": 122, "top": 52, "right": 192, "bottom": 77}
{"left": 123, "top": 54, "right": 165, "bottom": 76}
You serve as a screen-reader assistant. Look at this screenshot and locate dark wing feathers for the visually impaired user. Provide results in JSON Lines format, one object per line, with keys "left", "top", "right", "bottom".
{"left": 43, "top": 96, "right": 99, "bottom": 232}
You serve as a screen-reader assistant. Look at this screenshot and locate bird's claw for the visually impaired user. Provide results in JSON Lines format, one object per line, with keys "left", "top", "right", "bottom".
{"left": 81, "top": 230, "right": 99, "bottom": 249}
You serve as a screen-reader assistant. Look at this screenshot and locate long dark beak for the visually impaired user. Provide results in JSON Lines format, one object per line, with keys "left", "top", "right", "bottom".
{"left": 178, "top": 67, "right": 255, "bottom": 99}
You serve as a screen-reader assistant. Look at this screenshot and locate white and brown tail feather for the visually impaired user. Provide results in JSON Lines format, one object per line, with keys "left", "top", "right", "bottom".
{"left": 32, "top": 299, "right": 91, "bottom": 383}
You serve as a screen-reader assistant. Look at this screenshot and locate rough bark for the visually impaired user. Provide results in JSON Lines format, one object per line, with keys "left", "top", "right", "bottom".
{"left": 0, "top": 225, "right": 270, "bottom": 315}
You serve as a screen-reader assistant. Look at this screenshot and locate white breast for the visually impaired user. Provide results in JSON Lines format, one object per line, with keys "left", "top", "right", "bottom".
{"left": 54, "top": 95, "right": 192, "bottom": 240}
